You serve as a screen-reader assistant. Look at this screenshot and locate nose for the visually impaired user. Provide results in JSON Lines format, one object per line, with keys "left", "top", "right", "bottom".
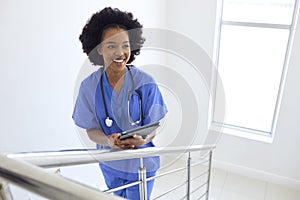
{"left": 114, "top": 46, "right": 125, "bottom": 57}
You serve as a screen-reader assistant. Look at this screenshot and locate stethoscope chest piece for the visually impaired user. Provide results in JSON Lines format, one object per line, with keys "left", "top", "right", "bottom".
{"left": 105, "top": 117, "right": 113, "bottom": 127}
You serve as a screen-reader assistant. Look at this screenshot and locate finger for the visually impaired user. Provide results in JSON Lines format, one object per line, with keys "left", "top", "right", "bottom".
{"left": 118, "top": 138, "right": 134, "bottom": 145}
{"left": 112, "top": 134, "right": 121, "bottom": 140}
{"left": 132, "top": 134, "right": 143, "bottom": 140}
{"left": 120, "top": 144, "right": 134, "bottom": 149}
{"left": 126, "top": 144, "right": 135, "bottom": 149}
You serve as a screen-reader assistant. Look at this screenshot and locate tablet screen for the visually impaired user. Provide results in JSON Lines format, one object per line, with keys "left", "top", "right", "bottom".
{"left": 119, "top": 122, "right": 160, "bottom": 140}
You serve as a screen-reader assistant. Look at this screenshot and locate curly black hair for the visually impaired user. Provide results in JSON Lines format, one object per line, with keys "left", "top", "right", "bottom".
{"left": 79, "top": 7, "right": 145, "bottom": 66}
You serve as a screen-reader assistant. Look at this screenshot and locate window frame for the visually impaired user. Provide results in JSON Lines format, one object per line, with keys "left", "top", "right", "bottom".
{"left": 211, "top": 0, "right": 300, "bottom": 143}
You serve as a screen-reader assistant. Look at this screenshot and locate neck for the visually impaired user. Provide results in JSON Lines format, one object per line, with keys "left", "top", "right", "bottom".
{"left": 105, "top": 67, "right": 126, "bottom": 93}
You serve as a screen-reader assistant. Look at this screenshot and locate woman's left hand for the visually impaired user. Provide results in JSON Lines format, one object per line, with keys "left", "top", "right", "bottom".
{"left": 116, "top": 132, "right": 156, "bottom": 149}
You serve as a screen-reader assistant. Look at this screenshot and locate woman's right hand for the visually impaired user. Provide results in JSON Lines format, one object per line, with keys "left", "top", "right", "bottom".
{"left": 107, "top": 133, "right": 120, "bottom": 148}
{"left": 108, "top": 133, "right": 135, "bottom": 149}
{"left": 86, "top": 129, "right": 135, "bottom": 149}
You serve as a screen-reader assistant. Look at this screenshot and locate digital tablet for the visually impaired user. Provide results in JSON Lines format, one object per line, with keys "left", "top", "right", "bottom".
{"left": 119, "top": 122, "right": 160, "bottom": 140}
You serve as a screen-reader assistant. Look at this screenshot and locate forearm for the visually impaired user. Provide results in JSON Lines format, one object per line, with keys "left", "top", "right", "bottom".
{"left": 86, "top": 129, "right": 111, "bottom": 146}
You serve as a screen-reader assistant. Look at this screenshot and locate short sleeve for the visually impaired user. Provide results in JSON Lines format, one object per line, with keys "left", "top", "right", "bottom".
{"left": 72, "top": 82, "right": 100, "bottom": 130}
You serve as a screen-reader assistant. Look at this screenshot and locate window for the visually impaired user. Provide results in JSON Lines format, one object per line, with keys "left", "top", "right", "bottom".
{"left": 213, "top": 0, "right": 299, "bottom": 142}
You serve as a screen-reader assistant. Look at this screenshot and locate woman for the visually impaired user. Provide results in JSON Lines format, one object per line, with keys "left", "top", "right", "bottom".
{"left": 72, "top": 7, "right": 168, "bottom": 199}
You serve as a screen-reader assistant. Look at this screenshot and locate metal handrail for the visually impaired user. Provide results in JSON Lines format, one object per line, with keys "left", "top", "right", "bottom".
{"left": 0, "top": 144, "right": 215, "bottom": 200}
{"left": 0, "top": 154, "right": 122, "bottom": 200}
{"left": 6, "top": 145, "right": 215, "bottom": 168}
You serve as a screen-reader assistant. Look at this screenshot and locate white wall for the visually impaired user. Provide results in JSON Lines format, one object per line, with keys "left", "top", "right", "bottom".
{"left": 164, "top": 0, "right": 217, "bottom": 56}
{"left": 0, "top": 0, "right": 167, "bottom": 153}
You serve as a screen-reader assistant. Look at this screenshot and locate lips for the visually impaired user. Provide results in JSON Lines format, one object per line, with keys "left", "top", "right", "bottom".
{"left": 112, "top": 58, "right": 126, "bottom": 66}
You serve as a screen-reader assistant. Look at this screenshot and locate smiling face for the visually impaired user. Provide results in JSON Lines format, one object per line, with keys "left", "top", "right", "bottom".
{"left": 97, "top": 28, "right": 131, "bottom": 72}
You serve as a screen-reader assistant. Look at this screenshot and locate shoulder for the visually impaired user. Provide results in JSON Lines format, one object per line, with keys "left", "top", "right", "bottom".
{"left": 77, "top": 68, "right": 102, "bottom": 100}
{"left": 130, "top": 65, "right": 156, "bottom": 88}
{"left": 80, "top": 68, "right": 102, "bottom": 89}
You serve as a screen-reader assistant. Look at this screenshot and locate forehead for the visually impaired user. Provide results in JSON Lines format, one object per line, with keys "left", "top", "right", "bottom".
{"left": 101, "top": 28, "right": 129, "bottom": 43}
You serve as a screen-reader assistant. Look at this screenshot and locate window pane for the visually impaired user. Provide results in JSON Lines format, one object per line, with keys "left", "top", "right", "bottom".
{"left": 223, "top": 0, "right": 295, "bottom": 25}
{"left": 215, "top": 25, "right": 289, "bottom": 132}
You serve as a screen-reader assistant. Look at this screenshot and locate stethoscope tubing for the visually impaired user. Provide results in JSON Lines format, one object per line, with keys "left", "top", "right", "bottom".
{"left": 100, "top": 65, "right": 142, "bottom": 127}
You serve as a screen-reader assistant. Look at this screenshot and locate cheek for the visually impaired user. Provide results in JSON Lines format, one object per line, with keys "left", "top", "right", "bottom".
{"left": 102, "top": 56, "right": 112, "bottom": 66}
{"left": 126, "top": 52, "right": 131, "bottom": 60}
{"left": 102, "top": 53, "right": 113, "bottom": 62}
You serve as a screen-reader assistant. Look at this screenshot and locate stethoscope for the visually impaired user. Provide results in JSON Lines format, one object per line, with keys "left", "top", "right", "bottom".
{"left": 100, "top": 66, "right": 142, "bottom": 127}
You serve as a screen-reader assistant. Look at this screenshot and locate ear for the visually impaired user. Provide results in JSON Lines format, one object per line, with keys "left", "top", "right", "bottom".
{"left": 97, "top": 45, "right": 103, "bottom": 55}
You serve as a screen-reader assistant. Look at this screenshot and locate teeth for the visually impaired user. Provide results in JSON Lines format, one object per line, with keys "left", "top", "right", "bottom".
{"left": 113, "top": 59, "right": 124, "bottom": 63}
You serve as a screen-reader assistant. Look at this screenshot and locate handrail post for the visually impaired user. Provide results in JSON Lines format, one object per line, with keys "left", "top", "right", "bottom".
{"left": 138, "top": 158, "right": 147, "bottom": 200}
{"left": 206, "top": 150, "right": 213, "bottom": 200}
{"left": 186, "top": 152, "right": 191, "bottom": 200}
{"left": 0, "top": 180, "right": 13, "bottom": 200}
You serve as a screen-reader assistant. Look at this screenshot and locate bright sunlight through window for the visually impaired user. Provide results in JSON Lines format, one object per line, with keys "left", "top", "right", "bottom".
{"left": 213, "top": 0, "right": 298, "bottom": 142}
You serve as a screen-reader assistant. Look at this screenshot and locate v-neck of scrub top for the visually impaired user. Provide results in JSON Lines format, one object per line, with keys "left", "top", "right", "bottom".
{"left": 103, "top": 68, "right": 129, "bottom": 130}
{"left": 103, "top": 68, "right": 128, "bottom": 96}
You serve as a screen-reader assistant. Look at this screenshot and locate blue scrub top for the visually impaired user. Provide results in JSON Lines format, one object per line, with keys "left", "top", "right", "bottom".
{"left": 73, "top": 66, "right": 168, "bottom": 180}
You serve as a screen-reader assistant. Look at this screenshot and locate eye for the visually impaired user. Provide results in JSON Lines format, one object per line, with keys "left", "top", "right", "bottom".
{"left": 107, "top": 45, "right": 116, "bottom": 49}
{"left": 123, "top": 44, "right": 130, "bottom": 49}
